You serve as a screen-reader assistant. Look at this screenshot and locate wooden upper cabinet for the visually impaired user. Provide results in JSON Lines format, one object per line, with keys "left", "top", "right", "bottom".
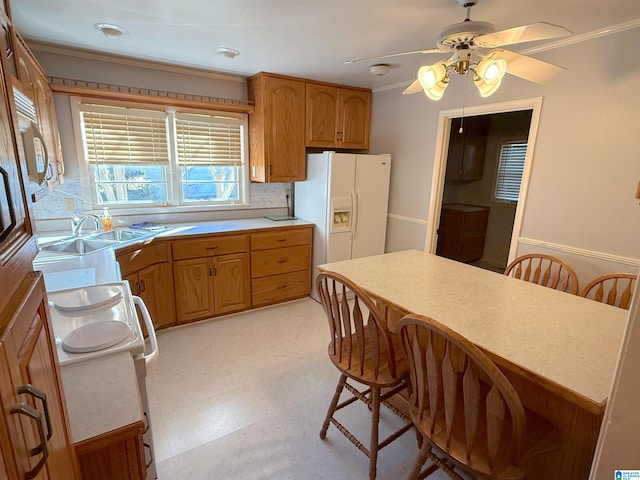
{"left": 445, "top": 116, "right": 489, "bottom": 182}
{"left": 247, "top": 73, "right": 306, "bottom": 183}
{"left": 306, "top": 83, "right": 371, "bottom": 149}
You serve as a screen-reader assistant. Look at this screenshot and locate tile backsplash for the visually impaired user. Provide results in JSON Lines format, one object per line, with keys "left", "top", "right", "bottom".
{"left": 33, "top": 178, "right": 293, "bottom": 232}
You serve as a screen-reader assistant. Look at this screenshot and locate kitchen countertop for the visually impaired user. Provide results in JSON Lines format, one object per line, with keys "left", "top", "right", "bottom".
{"left": 148, "top": 216, "right": 313, "bottom": 239}
{"left": 36, "top": 216, "right": 313, "bottom": 248}
{"left": 60, "top": 351, "right": 142, "bottom": 443}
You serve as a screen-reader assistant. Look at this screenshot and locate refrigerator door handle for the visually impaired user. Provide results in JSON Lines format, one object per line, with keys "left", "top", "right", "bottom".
{"left": 352, "top": 188, "right": 359, "bottom": 238}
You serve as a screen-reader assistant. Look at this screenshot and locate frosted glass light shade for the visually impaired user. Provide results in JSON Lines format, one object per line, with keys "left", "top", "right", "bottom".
{"left": 418, "top": 62, "right": 449, "bottom": 101}
{"left": 474, "top": 57, "right": 507, "bottom": 97}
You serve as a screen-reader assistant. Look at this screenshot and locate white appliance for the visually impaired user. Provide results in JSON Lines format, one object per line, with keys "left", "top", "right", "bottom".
{"left": 13, "top": 86, "right": 58, "bottom": 197}
{"left": 295, "top": 152, "right": 392, "bottom": 300}
{"left": 47, "top": 282, "right": 159, "bottom": 479}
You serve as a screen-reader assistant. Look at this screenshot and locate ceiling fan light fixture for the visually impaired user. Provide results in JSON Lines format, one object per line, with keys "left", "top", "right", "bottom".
{"left": 474, "top": 57, "right": 507, "bottom": 97}
{"left": 418, "top": 62, "right": 449, "bottom": 101}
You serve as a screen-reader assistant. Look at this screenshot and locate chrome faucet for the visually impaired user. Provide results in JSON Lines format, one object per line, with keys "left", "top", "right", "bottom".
{"left": 71, "top": 211, "right": 101, "bottom": 236}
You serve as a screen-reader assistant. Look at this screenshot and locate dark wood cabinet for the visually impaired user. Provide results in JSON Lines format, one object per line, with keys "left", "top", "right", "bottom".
{"left": 437, "top": 203, "right": 490, "bottom": 263}
{"left": 445, "top": 116, "right": 489, "bottom": 182}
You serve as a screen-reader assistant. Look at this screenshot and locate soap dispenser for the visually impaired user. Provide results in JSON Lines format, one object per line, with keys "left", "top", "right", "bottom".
{"left": 101, "top": 207, "right": 113, "bottom": 231}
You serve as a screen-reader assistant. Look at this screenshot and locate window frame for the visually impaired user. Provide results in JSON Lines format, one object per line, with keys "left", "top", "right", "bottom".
{"left": 70, "top": 96, "right": 250, "bottom": 212}
{"left": 493, "top": 137, "right": 528, "bottom": 204}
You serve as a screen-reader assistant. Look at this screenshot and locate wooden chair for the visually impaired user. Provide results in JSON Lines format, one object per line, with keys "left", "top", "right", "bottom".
{"left": 316, "top": 272, "right": 414, "bottom": 480}
{"left": 504, "top": 253, "right": 579, "bottom": 294}
{"left": 580, "top": 273, "right": 637, "bottom": 309}
{"left": 398, "top": 314, "right": 557, "bottom": 480}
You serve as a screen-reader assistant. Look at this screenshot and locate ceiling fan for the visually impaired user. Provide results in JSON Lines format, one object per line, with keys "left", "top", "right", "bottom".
{"left": 345, "top": 0, "right": 572, "bottom": 100}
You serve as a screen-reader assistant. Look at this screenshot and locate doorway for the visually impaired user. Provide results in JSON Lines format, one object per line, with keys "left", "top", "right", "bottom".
{"left": 424, "top": 97, "right": 543, "bottom": 272}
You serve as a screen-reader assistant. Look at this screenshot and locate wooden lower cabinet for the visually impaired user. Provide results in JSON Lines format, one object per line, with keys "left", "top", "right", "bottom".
{"left": 75, "top": 422, "right": 145, "bottom": 480}
{"left": 172, "top": 235, "right": 250, "bottom": 323}
{"left": 250, "top": 226, "right": 312, "bottom": 307}
{"left": 117, "top": 241, "right": 176, "bottom": 332}
{"left": 436, "top": 203, "right": 490, "bottom": 263}
{"left": 0, "top": 272, "right": 78, "bottom": 480}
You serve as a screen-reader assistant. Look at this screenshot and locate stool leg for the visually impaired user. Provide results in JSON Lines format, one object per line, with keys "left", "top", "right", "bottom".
{"left": 408, "top": 441, "right": 431, "bottom": 480}
{"left": 369, "top": 386, "right": 380, "bottom": 480}
{"left": 320, "top": 373, "right": 347, "bottom": 439}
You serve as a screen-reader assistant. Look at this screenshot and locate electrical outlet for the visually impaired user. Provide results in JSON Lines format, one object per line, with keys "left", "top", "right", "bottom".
{"left": 63, "top": 198, "right": 75, "bottom": 211}
{"left": 284, "top": 188, "right": 291, "bottom": 197}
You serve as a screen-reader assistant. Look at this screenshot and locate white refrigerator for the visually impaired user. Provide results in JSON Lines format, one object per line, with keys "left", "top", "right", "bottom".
{"left": 294, "top": 152, "right": 392, "bottom": 301}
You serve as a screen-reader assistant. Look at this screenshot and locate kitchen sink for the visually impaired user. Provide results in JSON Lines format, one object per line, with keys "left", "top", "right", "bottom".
{"left": 39, "top": 229, "right": 155, "bottom": 256}
{"left": 40, "top": 237, "right": 117, "bottom": 255}
{"left": 89, "top": 229, "right": 152, "bottom": 242}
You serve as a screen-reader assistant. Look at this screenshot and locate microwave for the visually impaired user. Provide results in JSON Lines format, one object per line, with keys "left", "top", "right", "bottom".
{"left": 13, "top": 86, "right": 57, "bottom": 199}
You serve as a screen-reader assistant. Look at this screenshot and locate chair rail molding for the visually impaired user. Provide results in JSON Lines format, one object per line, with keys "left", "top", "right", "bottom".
{"left": 518, "top": 237, "right": 640, "bottom": 267}
{"left": 387, "top": 213, "right": 428, "bottom": 225}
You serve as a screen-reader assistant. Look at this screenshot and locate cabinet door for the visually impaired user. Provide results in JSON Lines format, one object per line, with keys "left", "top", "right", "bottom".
{"left": 213, "top": 252, "right": 250, "bottom": 315}
{"left": 138, "top": 262, "right": 176, "bottom": 330}
{"left": 174, "top": 257, "right": 215, "bottom": 323}
{"left": 305, "top": 83, "right": 339, "bottom": 147}
{"left": 339, "top": 88, "right": 371, "bottom": 149}
{"left": 266, "top": 76, "right": 305, "bottom": 182}
{"left": 0, "top": 273, "right": 77, "bottom": 480}
{"left": 445, "top": 117, "right": 489, "bottom": 182}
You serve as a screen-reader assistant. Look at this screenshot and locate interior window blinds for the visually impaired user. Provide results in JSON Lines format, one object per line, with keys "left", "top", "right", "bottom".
{"left": 80, "top": 104, "right": 169, "bottom": 165}
{"left": 175, "top": 112, "right": 243, "bottom": 167}
{"left": 494, "top": 141, "right": 527, "bottom": 202}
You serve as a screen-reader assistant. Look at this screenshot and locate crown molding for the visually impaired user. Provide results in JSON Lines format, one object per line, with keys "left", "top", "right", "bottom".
{"left": 26, "top": 40, "right": 246, "bottom": 83}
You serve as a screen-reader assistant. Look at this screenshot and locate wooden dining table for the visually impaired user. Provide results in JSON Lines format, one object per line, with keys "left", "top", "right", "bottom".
{"left": 318, "top": 249, "right": 629, "bottom": 479}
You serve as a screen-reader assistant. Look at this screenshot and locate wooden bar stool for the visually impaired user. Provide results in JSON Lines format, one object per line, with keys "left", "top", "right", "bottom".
{"left": 316, "top": 272, "right": 414, "bottom": 480}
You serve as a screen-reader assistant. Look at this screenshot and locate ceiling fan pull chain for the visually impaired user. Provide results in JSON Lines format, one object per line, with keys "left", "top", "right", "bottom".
{"left": 459, "top": 72, "right": 471, "bottom": 134}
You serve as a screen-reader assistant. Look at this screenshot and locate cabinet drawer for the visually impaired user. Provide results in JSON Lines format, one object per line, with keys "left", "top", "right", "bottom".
{"left": 251, "top": 228, "right": 311, "bottom": 251}
{"left": 251, "top": 245, "right": 310, "bottom": 278}
{"left": 116, "top": 240, "right": 168, "bottom": 275}
{"left": 172, "top": 235, "right": 247, "bottom": 260}
{"left": 251, "top": 270, "right": 310, "bottom": 306}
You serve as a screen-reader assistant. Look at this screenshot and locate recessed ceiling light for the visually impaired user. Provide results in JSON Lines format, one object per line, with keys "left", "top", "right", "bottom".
{"left": 215, "top": 47, "right": 240, "bottom": 59}
{"left": 94, "top": 23, "right": 129, "bottom": 39}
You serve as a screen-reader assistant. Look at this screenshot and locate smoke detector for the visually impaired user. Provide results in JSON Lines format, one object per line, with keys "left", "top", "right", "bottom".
{"left": 94, "top": 23, "right": 128, "bottom": 39}
{"left": 215, "top": 47, "right": 240, "bottom": 59}
{"left": 369, "top": 64, "right": 390, "bottom": 76}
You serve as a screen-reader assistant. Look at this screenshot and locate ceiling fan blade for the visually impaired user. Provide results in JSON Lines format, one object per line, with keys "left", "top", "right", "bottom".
{"left": 345, "top": 48, "right": 446, "bottom": 64}
{"left": 474, "top": 22, "right": 572, "bottom": 48}
{"left": 402, "top": 79, "right": 423, "bottom": 95}
{"left": 491, "top": 49, "right": 565, "bottom": 84}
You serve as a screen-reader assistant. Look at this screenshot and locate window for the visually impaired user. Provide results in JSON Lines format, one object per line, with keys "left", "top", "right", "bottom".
{"left": 76, "top": 100, "right": 247, "bottom": 209}
{"left": 494, "top": 141, "right": 527, "bottom": 202}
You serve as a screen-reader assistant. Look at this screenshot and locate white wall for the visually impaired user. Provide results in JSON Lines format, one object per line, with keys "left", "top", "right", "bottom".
{"left": 370, "top": 27, "right": 640, "bottom": 471}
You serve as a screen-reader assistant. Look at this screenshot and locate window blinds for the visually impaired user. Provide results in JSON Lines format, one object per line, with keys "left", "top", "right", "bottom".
{"left": 80, "top": 104, "right": 169, "bottom": 165}
{"left": 494, "top": 142, "right": 527, "bottom": 202}
{"left": 175, "top": 112, "right": 243, "bottom": 166}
